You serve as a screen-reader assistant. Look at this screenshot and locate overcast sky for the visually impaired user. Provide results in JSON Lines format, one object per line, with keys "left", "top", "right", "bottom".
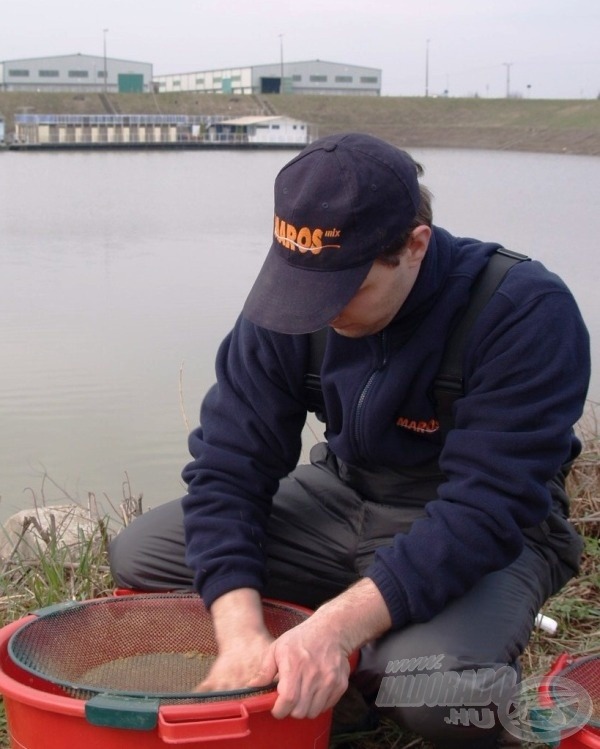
{"left": 1, "top": 0, "right": 598, "bottom": 99}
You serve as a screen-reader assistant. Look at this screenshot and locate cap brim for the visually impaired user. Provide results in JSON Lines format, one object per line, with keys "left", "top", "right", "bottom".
{"left": 242, "top": 242, "right": 373, "bottom": 334}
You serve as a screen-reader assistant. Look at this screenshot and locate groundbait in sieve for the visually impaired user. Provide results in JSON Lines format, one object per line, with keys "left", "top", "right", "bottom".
{"left": 7, "top": 593, "right": 309, "bottom": 704}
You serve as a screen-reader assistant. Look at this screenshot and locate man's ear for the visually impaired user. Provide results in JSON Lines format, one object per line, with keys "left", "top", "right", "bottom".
{"left": 406, "top": 225, "right": 432, "bottom": 266}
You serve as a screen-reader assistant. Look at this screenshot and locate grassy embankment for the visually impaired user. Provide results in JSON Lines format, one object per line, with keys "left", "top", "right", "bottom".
{"left": 1, "top": 91, "right": 599, "bottom": 155}
{"left": 0, "top": 410, "right": 598, "bottom": 749}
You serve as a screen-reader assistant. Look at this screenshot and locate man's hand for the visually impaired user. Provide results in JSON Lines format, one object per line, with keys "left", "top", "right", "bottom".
{"left": 200, "top": 579, "right": 392, "bottom": 719}
{"left": 195, "top": 629, "right": 275, "bottom": 693}
{"left": 251, "top": 578, "right": 392, "bottom": 719}
{"left": 195, "top": 588, "right": 274, "bottom": 693}
{"left": 249, "top": 611, "right": 352, "bottom": 719}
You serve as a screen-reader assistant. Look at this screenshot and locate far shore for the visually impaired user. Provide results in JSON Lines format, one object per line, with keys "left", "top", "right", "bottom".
{"left": 1, "top": 91, "right": 599, "bottom": 156}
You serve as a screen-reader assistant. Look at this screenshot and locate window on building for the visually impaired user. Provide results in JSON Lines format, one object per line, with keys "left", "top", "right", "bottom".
{"left": 309, "top": 75, "right": 327, "bottom": 82}
{"left": 8, "top": 69, "right": 30, "bottom": 77}
{"left": 97, "top": 71, "right": 106, "bottom": 78}
{"left": 68, "top": 70, "right": 89, "bottom": 78}
{"left": 360, "top": 76, "right": 378, "bottom": 83}
{"left": 173, "top": 81, "right": 181, "bottom": 87}
{"left": 39, "top": 70, "right": 59, "bottom": 77}
{"left": 335, "top": 75, "right": 353, "bottom": 83}
{"left": 195, "top": 78, "right": 204, "bottom": 84}
{"left": 292, "top": 74, "right": 302, "bottom": 82}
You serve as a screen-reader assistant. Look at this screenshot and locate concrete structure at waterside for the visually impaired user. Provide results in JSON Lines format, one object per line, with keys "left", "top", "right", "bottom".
{"left": 13, "top": 113, "right": 313, "bottom": 148}
{"left": 0, "top": 54, "right": 153, "bottom": 93}
{"left": 154, "top": 59, "right": 381, "bottom": 96}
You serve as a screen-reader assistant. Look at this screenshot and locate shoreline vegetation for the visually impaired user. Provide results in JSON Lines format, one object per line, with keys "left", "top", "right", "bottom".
{"left": 0, "top": 91, "right": 599, "bottom": 156}
{"left": 0, "top": 406, "right": 598, "bottom": 748}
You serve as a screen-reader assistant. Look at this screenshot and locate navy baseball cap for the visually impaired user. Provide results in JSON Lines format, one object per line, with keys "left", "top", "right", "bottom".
{"left": 242, "top": 132, "right": 421, "bottom": 334}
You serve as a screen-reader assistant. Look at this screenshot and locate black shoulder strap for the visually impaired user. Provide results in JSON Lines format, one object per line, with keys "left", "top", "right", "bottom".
{"left": 304, "top": 327, "right": 328, "bottom": 421}
{"left": 304, "top": 248, "right": 530, "bottom": 432}
{"left": 433, "top": 248, "right": 529, "bottom": 436}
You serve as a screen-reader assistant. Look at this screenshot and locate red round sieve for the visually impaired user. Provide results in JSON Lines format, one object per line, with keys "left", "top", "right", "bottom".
{"left": 7, "top": 592, "right": 309, "bottom": 703}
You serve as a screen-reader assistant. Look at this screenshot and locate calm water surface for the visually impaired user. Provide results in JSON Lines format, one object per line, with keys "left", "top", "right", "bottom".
{"left": 0, "top": 148, "right": 598, "bottom": 522}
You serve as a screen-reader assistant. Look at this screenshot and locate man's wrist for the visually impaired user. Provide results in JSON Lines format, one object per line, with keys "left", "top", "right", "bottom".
{"left": 210, "top": 588, "right": 268, "bottom": 647}
{"left": 312, "top": 577, "right": 392, "bottom": 654}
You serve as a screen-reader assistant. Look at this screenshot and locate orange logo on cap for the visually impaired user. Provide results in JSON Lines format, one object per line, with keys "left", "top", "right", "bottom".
{"left": 274, "top": 215, "right": 341, "bottom": 255}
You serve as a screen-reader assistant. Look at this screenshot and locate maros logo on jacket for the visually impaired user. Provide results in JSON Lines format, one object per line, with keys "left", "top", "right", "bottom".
{"left": 396, "top": 416, "right": 440, "bottom": 434}
{"left": 274, "top": 215, "right": 342, "bottom": 255}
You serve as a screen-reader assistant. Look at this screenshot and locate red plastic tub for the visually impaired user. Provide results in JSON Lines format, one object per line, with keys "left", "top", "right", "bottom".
{"left": 0, "top": 611, "right": 334, "bottom": 749}
{"left": 539, "top": 654, "right": 600, "bottom": 748}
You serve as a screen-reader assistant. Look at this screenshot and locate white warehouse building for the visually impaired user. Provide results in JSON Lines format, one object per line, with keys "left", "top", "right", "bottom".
{"left": 0, "top": 54, "right": 153, "bottom": 93}
{"left": 154, "top": 59, "right": 381, "bottom": 96}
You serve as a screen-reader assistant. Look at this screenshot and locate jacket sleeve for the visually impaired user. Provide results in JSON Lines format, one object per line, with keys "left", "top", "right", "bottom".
{"left": 181, "top": 316, "right": 309, "bottom": 608}
{"left": 366, "top": 265, "right": 591, "bottom": 629}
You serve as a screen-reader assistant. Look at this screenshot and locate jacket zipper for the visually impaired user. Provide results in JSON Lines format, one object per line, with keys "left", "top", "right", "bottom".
{"left": 353, "top": 331, "right": 389, "bottom": 449}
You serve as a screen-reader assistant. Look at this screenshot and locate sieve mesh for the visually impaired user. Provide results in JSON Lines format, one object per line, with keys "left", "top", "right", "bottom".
{"left": 550, "top": 654, "right": 600, "bottom": 728}
{"left": 8, "top": 593, "right": 309, "bottom": 703}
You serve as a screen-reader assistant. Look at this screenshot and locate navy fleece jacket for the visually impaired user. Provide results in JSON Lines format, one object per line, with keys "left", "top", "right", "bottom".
{"left": 182, "top": 227, "right": 590, "bottom": 629}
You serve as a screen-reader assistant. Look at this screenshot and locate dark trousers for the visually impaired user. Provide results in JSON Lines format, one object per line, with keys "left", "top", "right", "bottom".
{"left": 108, "top": 443, "right": 577, "bottom": 748}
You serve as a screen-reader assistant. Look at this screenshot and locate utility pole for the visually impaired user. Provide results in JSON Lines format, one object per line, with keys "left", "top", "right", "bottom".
{"left": 278, "top": 34, "right": 284, "bottom": 94}
{"left": 103, "top": 28, "right": 109, "bottom": 92}
{"left": 425, "top": 38, "right": 431, "bottom": 97}
{"left": 503, "top": 62, "right": 512, "bottom": 98}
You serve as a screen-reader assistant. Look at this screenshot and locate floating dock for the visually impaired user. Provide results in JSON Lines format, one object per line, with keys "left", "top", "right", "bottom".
{"left": 10, "top": 113, "right": 315, "bottom": 151}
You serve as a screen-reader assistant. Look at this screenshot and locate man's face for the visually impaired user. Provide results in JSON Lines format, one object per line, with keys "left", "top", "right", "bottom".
{"left": 329, "top": 227, "right": 430, "bottom": 338}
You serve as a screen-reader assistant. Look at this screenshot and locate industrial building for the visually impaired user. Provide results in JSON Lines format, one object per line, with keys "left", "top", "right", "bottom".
{"left": 0, "top": 54, "right": 153, "bottom": 93}
{"left": 0, "top": 54, "right": 380, "bottom": 97}
{"left": 154, "top": 59, "right": 381, "bottom": 96}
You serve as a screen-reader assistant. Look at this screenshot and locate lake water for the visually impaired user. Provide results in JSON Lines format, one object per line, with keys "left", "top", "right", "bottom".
{"left": 0, "top": 147, "right": 598, "bottom": 523}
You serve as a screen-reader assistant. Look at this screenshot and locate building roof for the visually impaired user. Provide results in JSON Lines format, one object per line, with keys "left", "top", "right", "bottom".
{"left": 153, "top": 59, "right": 380, "bottom": 78}
{"left": 1, "top": 52, "right": 152, "bottom": 66}
{"left": 253, "top": 58, "right": 380, "bottom": 71}
{"left": 214, "top": 115, "right": 301, "bottom": 126}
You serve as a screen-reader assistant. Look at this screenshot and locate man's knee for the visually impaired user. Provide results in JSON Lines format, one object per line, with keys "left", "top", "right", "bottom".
{"left": 108, "top": 499, "right": 192, "bottom": 591}
{"left": 107, "top": 526, "right": 143, "bottom": 589}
